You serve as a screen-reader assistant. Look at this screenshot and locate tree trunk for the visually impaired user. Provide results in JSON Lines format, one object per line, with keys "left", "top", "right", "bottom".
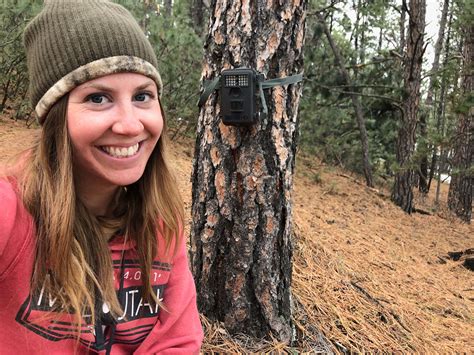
{"left": 378, "top": 24, "right": 383, "bottom": 53}
{"left": 0, "top": 76, "right": 11, "bottom": 113}
{"left": 435, "top": 105, "right": 448, "bottom": 207}
{"left": 359, "top": 3, "right": 366, "bottom": 66}
{"left": 139, "top": 0, "right": 156, "bottom": 32}
{"left": 424, "top": 0, "right": 449, "bottom": 109}
{"left": 163, "top": 0, "right": 172, "bottom": 17}
{"left": 317, "top": 12, "right": 374, "bottom": 187}
{"left": 190, "top": 0, "right": 307, "bottom": 342}
{"left": 399, "top": 0, "right": 407, "bottom": 55}
{"left": 351, "top": 0, "right": 362, "bottom": 71}
{"left": 448, "top": 23, "right": 473, "bottom": 223}
{"left": 427, "top": 9, "right": 454, "bottom": 192}
{"left": 190, "top": 0, "right": 207, "bottom": 36}
{"left": 419, "top": 0, "right": 449, "bottom": 193}
{"left": 392, "top": 0, "right": 426, "bottom": 213}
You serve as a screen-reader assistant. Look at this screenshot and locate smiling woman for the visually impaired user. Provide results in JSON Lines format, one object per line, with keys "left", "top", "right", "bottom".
{"left": 0, "top": 0, "right": 203, "bottom": 354}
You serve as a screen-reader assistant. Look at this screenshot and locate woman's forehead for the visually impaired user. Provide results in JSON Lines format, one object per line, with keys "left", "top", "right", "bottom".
{"left": 76, "top": 73, "right": 157, "bottom": 91}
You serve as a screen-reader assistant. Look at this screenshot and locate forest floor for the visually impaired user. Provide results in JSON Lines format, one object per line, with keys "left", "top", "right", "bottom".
{"left": 1, "top": 114, "right": 472, "bottom": 353}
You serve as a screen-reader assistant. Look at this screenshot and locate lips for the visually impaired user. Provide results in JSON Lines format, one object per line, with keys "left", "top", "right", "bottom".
{"left": 100, "top": 142, "right": 140, "bottom": 158}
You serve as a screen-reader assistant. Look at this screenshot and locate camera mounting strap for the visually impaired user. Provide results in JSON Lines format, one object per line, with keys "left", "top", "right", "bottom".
{"left": 258, "top": 73, "right": 303, "bottom": 116}
{"left": 198, "top": 70, "right": 303, "bottom": 117}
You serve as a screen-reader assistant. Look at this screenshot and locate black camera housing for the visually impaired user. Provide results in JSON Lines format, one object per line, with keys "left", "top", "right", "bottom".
{"left": 220, "top": 68, "right": 263, "bottom": 126}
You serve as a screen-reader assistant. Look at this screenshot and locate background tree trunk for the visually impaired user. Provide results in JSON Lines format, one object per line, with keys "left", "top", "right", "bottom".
{"left": 190, "top": 0, "right": 208, "bottom": 36}
{"left": 138, "top": 0, "right": 157, "bottom": 32}
{"left": 317, "top": 12, "right": 374, "bottom": 187}
{"left": 399, "top": 0, "right": 407, "bottom": 55}
{"left": 392, "top": 0, "right": 426, "bottom": 213}
{"left": 163, "top": 0, "right": 172, "bottom": 17}
{"left": 448, "top": 23, "right": 473, "bottom": 223}
{"left": 418, "top": 0, "right": 449, "bottom": 193}
{"left": 190, "top": 0, "right": 307, "bottom": 342}
{"left": 427, "top": 9, "right": 454, "bottom": 192}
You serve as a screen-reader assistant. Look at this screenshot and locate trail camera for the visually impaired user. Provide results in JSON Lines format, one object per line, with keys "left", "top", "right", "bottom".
{"left": 220, "top": 68, "right": 264, "bottom": 126}
{"left": 198, "top": 67, "right": 302, "bottom": 125}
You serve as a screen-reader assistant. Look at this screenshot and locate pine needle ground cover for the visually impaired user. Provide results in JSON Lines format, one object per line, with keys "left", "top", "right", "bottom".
{"left": 1, "top": 116, "right": 472, "bottom": 353}
{"left": 291, "top": 154, "right": 472, "bottom": 353}
{"left": 173, "top": 142, "right": 473, "bottom": 354}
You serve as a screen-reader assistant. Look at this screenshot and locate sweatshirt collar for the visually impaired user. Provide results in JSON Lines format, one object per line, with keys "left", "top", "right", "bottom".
{"left": 108, "top": 235, "right": 136, "bottom": 251}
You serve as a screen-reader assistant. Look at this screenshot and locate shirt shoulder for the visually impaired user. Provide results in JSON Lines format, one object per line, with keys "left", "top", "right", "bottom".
{"left": 0, "top": 178, "right": 34, "bottom": 278}
{"left": 0, "top": 179, "right": 19, "bottom": 252}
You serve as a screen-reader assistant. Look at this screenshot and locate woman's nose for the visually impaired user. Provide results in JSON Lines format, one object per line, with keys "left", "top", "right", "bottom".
{"left": 111, "top": 102, "right": 144, "bottom": 136}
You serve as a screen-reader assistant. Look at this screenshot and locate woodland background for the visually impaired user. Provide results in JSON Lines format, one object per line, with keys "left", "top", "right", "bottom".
{"left": 1, "top": 0, "right": 472, "bottom": 219}
{"left": 0, "top": 0, "right": 473, "bottom": 352}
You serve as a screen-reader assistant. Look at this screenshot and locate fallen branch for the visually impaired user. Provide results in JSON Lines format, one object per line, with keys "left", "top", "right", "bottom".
{"left": 447, "top": 249, "right": 474, "bottom": 271}
{"left": 447, "top": 248, "right": 474, "bottom": 261}
{"left": 412, "top": 207, "right": 432, "bottom": 215}
{"left": 349, "top": 281, "right": 412, "bottom": 334}
{"left": 350, "top": 281, "right": 382, "bottom": 306}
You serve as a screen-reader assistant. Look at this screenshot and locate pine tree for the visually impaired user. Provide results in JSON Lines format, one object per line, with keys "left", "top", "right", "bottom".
{"left": 392, "top": 0, "right": 426, "bottom": 213}
{"left": 190, "top": 0, "right": 307, "bottom": 341}
{"left": 448, "top": 20, "right": 473, "bottom": 222}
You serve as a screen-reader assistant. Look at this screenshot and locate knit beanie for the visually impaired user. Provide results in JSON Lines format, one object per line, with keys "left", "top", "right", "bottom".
{"left": 23, "top": 0, "right": 162, "bottom": 124}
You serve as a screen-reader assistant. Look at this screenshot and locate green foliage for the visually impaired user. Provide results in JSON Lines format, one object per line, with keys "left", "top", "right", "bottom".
{"left": 453, "top": 91, "right": 473, "bottom": 115}
{"left": 301, "top": 0, "right": 402, "bottom": 176}
{"left": 300, "top": 0, "right": 469, "bottom": 189}
{"left": 0, "top": 1, "right": 41, "bottom": 118}
{"left": 0, "top": 0, "right": 470, "bottom": 186}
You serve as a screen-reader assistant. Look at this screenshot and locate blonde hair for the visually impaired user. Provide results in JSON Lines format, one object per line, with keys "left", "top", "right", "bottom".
{"left": 18, "top": 94, "right": 184, "bottom": 326}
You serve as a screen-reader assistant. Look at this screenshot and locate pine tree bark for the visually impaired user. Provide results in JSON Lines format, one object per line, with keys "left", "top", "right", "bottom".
{"left": 392, "top": 0, "right": 426, "bottom": 213}
{"left": 317, "top": 12, "right": 374, "bottom": 187}
{"left": 190, "top": 0, "right": 307, "bottom": 342}
{"left": 419, "top": 0, "right": 449, "bottom": 193}
{"left": 448, "top": 23, "right": 473, "bottom": 223}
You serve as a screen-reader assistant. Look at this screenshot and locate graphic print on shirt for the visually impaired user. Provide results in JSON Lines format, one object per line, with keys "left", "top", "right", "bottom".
{"left": 15, "top": 259, "right": 171, "bottom": 350}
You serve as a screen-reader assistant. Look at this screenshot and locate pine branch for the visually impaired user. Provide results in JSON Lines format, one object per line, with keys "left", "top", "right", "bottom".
{"left": 310, "top": 82, "right": 402, "bottom": 107}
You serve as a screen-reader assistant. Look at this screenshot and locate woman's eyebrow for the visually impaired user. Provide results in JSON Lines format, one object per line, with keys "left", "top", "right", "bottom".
{"left": 134, "top": 81, "right": 156, "bottom": 91}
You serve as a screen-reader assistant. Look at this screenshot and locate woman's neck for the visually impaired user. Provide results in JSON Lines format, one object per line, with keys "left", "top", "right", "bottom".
{"left": 75, "top": 181, "right": 119, "bottom": 217}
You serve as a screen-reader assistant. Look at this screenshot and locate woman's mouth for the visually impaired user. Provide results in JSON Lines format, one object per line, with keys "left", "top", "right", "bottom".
{"left": 100, "top": 142, "right": 140, "bottom": 158}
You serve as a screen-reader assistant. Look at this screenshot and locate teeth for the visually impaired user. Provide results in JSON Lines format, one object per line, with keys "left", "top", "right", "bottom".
{"left": 102, "top": 143, "right": 139, "bottom": 158}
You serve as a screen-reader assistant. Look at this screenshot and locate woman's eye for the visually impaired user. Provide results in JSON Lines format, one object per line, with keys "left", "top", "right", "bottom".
{"left": 86, "top": 94, "right": 110, "bottom": 104}
{"left": 134, "top": 92, "right": 153, "bottom": 102}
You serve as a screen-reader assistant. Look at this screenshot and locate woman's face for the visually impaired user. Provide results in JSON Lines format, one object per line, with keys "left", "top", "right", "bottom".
{"left": 67, "top": 72, "right": 163, "bottom": 192}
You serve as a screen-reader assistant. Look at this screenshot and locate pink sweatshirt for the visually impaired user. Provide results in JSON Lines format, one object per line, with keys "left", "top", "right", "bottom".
{"left": 0, "top": 179, "right": 203, "bottom": 354}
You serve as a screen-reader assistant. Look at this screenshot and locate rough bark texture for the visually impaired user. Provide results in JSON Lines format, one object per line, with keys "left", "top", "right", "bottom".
{"left": 448, "top": 23, "right": 473, "bottom": 223}
{"left": 190, "top": 0, "right": 306, "bottom": 342}
{"left": 317, "top": 12, "right": 374, "bottom": 188}
{"left": 392, "top": 0, "right": 426, "bottom": 213}
{"left": 419, "top": 0, "right": 449, "bottom": 193}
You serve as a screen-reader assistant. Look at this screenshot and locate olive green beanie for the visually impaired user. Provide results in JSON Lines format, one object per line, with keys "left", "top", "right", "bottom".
{"left": 23, "top": 0, "right": 162, "bottom": 124}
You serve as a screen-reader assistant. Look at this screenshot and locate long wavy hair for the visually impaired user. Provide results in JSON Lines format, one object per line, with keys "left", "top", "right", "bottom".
{"left": 18, "top": 93, "right": 184, "bottom": 325}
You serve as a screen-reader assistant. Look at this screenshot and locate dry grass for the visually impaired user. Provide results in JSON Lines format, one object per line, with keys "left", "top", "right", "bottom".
{"left": 1, "top": 116, "right": 472, "bottom": 353}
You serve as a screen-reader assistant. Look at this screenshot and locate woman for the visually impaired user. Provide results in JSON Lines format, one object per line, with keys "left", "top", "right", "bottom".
{"left": 0, "top": 0, "right": 203, "bottom": 353}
